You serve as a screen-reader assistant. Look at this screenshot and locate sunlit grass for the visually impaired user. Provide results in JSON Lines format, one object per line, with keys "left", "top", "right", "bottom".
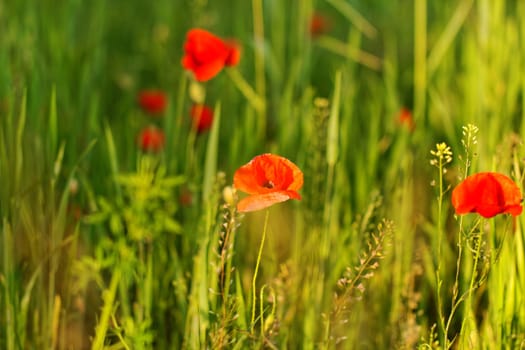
{"left": 1, "top": 1, "right": 525, "bottom": 349}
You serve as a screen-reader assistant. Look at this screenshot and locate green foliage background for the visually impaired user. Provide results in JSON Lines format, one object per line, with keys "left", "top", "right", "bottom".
{"left": 1, "top": 0, "right": 525, "bottom": 349}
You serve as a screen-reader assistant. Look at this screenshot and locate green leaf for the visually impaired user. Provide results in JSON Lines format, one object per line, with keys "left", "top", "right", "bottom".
{"left": 202, "top": 102, "right": 221, "bottom": 202}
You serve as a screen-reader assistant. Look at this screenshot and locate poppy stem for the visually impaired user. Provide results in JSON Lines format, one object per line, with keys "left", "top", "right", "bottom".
{"left": 460, "top": 218, "right": 484, "bottom": 344}
{"left": 250, "top": 209, "right": 270, "bottom": 333}
{"left": 225, "top": 68, "right": 265, "bottom": 114}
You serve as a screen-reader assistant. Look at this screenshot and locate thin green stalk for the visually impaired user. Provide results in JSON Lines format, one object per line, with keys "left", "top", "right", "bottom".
{"left": 3, "top": 219, "right": 15, "bottom": 350}
{"left": 185, "top": 120, "right": 198, "bottom": 180}
{"left": 315, "top": 36, "right": 381, "bottom": 70}
{"left": 225, "top": 68, "right": 265, "bottom": 114}
{"left": 259, "top": 285, "right": 275, "bottom": 338}
{"left": 118, "top": 258, "right": 131, "bottom": 321}
{"left": 250, "top": 0, "right": 267, "bottom": 142}
{"left": 444, "top": 221, "right": 481, "bottom": 349}
{"left": 325, "top": 0, "right": 377, "bottom": 38}
{"left": 202, "top": 102, "right": 221, "bottom": 202}
{"left": 220, "top": 205, "right": 237, "bottom": 310}
{"left": 146, "top": 243, "right": 153, "bottom": 323}
{"left": 447, "top": 222, "right": 464, "bottom": 335}
{"left": 433, "top": 156, "right": 446, "bottom": 339}
{"left": 14, "top": 90, "right": 26, "bottom": 209}
{"left": 414, "top": 0, "right": 427, "bottom": 122}
{"left": 166, "top": 75, "right": 187, "bottom": 173}
{"left": 436, "top": 189, "right": 447, "bottom": 348}
{"left": 140, "top": 241, "right": 153, "bottom": 324}
{"left": 324, "top": 71, "right": 341, "bottom": 258}
{"left": 92, "top": 268, "right": 121, "bottom": 350}
{"left": 427, "top": 0, "right": 474, "bottom": 77}
{"left": 430, "top": 143, "right": 452, "bottom": 348}
{"left": 250, "top": 210, "right": 270, "bottom": 333}
{"left": 445, "top": 125, "right": 477, "bottom": 346}
{"left": 48, "top": 86, "right": 57, "bottom": 158}
{"left": 460, "top": 219, "right": 484, "bottom": 346}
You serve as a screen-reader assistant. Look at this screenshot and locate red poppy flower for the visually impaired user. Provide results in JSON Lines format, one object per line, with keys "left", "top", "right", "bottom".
{"left": 451, "top": 172, "right": 522, "bottom": 218}
{"left": 190, "top": 104, "right": 213, "bottom": 133}
{"left": 224, "top": 39, "right": 241, "bottom": 66}
{"left": 138, "top": 90, "right": 167, "bottom": 115}
{"left": 397, "top": 107, "right": 415, "bottom": 131}
{"left": 137, "top": 126, "right": 165, "bottom": 152}
{"left": 179, "top": 187, "right": 193, "bottom": 207}
{"left": 309, "top": 13, "right": 330, "bottom": 37}
{"left": 182, "top": 28, "right": 241, "bottom": 82}
{"left": 233, "top": 154, "right": 303, "bottom": 212}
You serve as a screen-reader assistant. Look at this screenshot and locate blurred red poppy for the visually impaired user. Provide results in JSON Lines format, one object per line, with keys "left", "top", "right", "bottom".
{"left": 179, "top": 187, "right": 193, "bottom": 207}
{"left": 138, "top": 90, "right": 167, "bottom": 115}
{"left": 182, "top": 28, "right": 241, "bottom": 82}
{"left": 233, "top": 154, "right": 303, "bottom": 212}
{"left": 190, "top": 104, "right": 213, "bottom": 133}
{"left": 397, "top": 107, "right": 415, "bottom": 131}
{"left": 224, "top": 39, "right": 241, "bottom": 66}
{"left": 310, "top": 12, "right": 330, "bottom": 37}
{"left": 138, "top": 126, "right": 165, "bottom": 152}
{"left": 451, "top": 172, "right": 522, "bottom": 218}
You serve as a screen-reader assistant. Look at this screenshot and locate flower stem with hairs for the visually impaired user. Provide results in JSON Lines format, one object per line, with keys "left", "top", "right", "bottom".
{"left": 250, "top": 210, "right": 270, "bottom": 333}
{"left": 430, "top": 142, "right": 453, "bottom": 348}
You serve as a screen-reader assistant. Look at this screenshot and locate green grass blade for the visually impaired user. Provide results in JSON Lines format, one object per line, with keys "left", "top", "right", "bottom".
{"left": 414, "top": 0, "right": 427, "bottom": 124}
{"left": 48, "top": 86, "right": 57, "bottom": 158}
{"left": 2, "top": 219, "right": 16, "bottom": 350}
{"left": 202, "top": 102, "right": 221, "bottom": 202}
{"left": 104, "top": 121, "right": 122, "bottom": 199}
{"left": 427, "top": 0, "right": 474, "bottom": 77}
{"left": 325, "top": 0, "right": 377, "bottom": 38}
{"left": 15, "top": 90, "right": 27, "bottom": 193}
{"left": 327, "top": 71, "right": 341, "bottom": 167}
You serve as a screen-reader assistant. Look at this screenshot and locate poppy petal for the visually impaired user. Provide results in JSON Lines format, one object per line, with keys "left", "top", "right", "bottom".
{"left": 237, "top": 191, "right": 293, "bottom": 212}
{"left": 491, "top": 173, "right": 522, "bottom": 207}
{"left": 233, "top": 162, "right": 262, "bottom": 195}
{"left": 225, "top": 41, "right": 241, "bottom": 66}
{"left": 182, "top": 56, "right": 225, "bottom": 82}
{"left": 190, "top": 104, "right": 214, "bottom": 133}
{"left": 451, "top": 172, "right": 522, "bottom": 218}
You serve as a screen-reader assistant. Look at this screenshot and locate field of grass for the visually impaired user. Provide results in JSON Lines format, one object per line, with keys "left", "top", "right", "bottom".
{"left": 2, "top": 0, "right": 525, "bottom": 349}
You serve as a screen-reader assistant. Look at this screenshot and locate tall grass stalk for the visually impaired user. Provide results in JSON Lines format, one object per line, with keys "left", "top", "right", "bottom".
{"left": 324, "top": 71, "right": 341, "bottom": 256}
{"left": 430, "top": 142, "right": 452, "bottom": 348}
{"left": 414, "top": 0, "right": 427, "bottom": 123}
{"left": 2, "top": 220, "right": 15, "bottom": 350}
{"left": 226, "top": 68, "right": 265, "bottom": 114}
{"left": 91, "top": 269, "right": 121, "bottom": 350}
{"left": 251, "top": 0, "right": 267, "bottom": 141}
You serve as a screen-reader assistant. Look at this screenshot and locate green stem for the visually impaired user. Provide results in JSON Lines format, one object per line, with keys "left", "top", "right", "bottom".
{"left": 92, "top": 268, "right": 121, "bottom": 350}
{"left": 167, "top": 74, "right": 188, "bottom": 173}
{"left": 145, "top": 242, "right": 153, "bottom": 322}
{"left": 436, "top": 156, "right": 447, "bottom": 348}
{"left": 221, "top": 207, "right": 237, "bottom": 306}
{"left": 3, "top": 219, "right": 15, "bottom": 350}
{"left": 314, "top": 36, "right": 381, "bottom": 70}
{"left": 226, "top": 68, "right": 265, "bottom": 114}
{"left": 460, "top": 219, "right": 484, "bottom": 343}
{"left": 251, "top": 0, "right": 267, "bottom": 140}
{"left": 250, "top": 210, "right": 270, "bottom": 333}
{"left": 259, "top": 285, "right": 267, "bottom": 338}
{"left": 414, "top": 0, "right": 427, "bottom": 123}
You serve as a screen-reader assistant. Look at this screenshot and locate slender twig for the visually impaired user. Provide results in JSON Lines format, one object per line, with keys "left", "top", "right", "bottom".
{"left": 250, "top": 210, "right": 270, "bottom": 333}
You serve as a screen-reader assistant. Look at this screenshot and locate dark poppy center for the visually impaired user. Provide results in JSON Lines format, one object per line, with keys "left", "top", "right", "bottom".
{"left": 262, "top": 180, "right": 275, "bottom": 189}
